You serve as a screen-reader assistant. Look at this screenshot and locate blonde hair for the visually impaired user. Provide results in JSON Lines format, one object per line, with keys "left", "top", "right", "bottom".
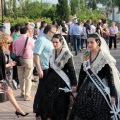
{"left": 28, "top": 28, "right": 34, "bottom": 32}
{"left": 0, "top": 32, "right": 13, "bottom": 51}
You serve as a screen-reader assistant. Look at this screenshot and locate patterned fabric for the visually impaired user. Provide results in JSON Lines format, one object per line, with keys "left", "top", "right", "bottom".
{"left": 50, "top": 48, "right": 72, "bottom": 69}
{"left": 38, "top": 69, "right": 70, "bottom": 120}
{"left": 69, "top": 79, "right": 111, "bottom": 120}
{"left": 0, "top": 80, "right": 9, "bottom": 92}
{"left": 69, "top": 63, "right": 116, "bottom": 120}
{"left": 0, "top": 50, "right": 10, "bottom": 91}
{"left": 37, "top": 56, "right": 77, "bottom": 119}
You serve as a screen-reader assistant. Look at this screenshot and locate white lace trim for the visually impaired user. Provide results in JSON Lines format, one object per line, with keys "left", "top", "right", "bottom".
{"left": 52, "top": 48, "right": 72, "bottom": 69}
{"left": 83, "top": 51, "right": 108, "bottom": 73}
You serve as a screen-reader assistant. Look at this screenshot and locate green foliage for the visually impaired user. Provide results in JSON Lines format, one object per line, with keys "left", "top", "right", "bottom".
{"left": 2, "top": 0, "right": 106, "bottom": 26}
{"left": 93, "top": 0, "right": 97, "bottom": 10}
{"left": 70, "top": 0, "right": 86, "bottom": 14}
{"left": 114, "top": 0, "right": 120, "bottom": 8}
{"left": 0, "top": 16, "right": 52, "bottom": 26}
{"left": 4, "top": 0, "right": 7, "bottom": 16}
{"left": 70, "top": 0, "right": 77, "bottom": 15}
{"left": 77, "top": 8, "right": 104, "bottom": 24}
{"left": 41, "top": 5, "right": 57, "bottom": 21}
{"left": 23, "top": 1, "right": 42, "bottom": 19}
{"left": 69, "top": 0, "right": 106, "bottom": 24}
{"left": 56, "top": 0, "right": 69, "bottom": 21}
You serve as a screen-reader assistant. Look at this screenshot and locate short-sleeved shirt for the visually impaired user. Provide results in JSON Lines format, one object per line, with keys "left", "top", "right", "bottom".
{"left": 11, "top": 32, "right": 20, "bottom": 58}
{"left": 34, "top": 34, "right": 54, "bottom": 70}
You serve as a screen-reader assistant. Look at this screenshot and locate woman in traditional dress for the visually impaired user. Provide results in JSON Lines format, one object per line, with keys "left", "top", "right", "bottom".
{"left": 0, "top": 32, "right": 29, "bottom": 118}
{"left": 36, "top": 34, "right": 77, "bottom": 120}
{"left": 69, "top": 33, "right": 120, "bottom": 120}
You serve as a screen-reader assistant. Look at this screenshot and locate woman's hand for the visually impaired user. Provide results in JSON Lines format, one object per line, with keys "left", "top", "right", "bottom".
{"left": 110, "top": 97, "right": 115, "bottom": 105}
{"left": 6, "top": 61, "right": 16, "bottom": 68}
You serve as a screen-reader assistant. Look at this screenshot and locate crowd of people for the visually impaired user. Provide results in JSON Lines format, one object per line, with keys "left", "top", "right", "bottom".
{"left": 59, "top": 17, "right": 119, "bottom": 56}
{"left": 0, "top": 15, "right": 120, "bottom": 120}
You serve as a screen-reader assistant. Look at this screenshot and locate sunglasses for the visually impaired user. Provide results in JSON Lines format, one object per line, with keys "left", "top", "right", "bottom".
{"left": 7, "top": 42, "right": 11, "bottom": 44}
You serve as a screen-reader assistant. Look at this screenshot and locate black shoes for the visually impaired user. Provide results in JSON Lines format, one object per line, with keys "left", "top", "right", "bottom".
{"left": 15, "top": 111, "right": 29, "bottom": 118}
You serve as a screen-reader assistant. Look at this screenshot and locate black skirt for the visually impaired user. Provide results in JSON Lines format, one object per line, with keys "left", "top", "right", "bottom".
{"left": 37, "top": 69, "right": 71, "bottom": 120}
{"left": 69, "top": 78, "right": 111, "bottom": 120}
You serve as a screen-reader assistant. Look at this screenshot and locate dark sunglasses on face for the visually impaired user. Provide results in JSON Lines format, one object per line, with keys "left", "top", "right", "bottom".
{"left": 7, "top": 42, "right": 11, "bottom": 44}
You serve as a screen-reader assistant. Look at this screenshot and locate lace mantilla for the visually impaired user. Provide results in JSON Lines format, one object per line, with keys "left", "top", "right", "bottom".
{"left": 50, "top": 48, "right": 72, "bottom": 69}
{"left": 83, "top": 51, "right": 108, "bottom": 73}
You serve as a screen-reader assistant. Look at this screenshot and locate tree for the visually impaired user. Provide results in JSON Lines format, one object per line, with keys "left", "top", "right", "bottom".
{"left": 41, "top": 4, "right": 57, "bottom": 21}
{"left": 70, "top": 0, "right": 77, "bottom": 15}
{"left": 13, "top": 0, "right": 18, "bottom": 18}
{"left": 70, "top": 0, "right": 86, "bottom": 13}
{"left": 114, "top": 0, "right": 120, "bottom": 8}
{"left": 4, "top": 0, "right": 8, "bottom": 16}
{"left": 23, "top": 1, "right": 43, "bottom": 19}
{"left": 6, "top": 0, "right": 14, "bottom": 17}
{"left": 92, "top": 0, "right": 97, "bottom": 10}
{"left": 56, "top": 0, "right": 69, "bottom": 22}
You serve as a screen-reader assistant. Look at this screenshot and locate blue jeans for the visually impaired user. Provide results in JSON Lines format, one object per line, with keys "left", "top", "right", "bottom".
{"left": 33, "top": 69, "right": 48, "bottom": 111}
{"left": 73, "top": 35, "right": 80, "bottom": 55}
{"left": 81, "top": 39, "right": 87, "bottom": 49}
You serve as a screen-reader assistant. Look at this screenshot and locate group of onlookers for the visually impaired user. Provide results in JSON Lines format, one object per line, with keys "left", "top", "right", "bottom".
{"left": 0, "top": 16, "right": 119, "bottom": 119}
{"left": 58, "top": 17, "right": 119, "bottom": 56}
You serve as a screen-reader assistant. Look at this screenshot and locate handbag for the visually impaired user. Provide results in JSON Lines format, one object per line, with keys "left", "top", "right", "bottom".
{"left": 0, "top": 80, "right": 8, "bottom": 93}
{"left": 15, "top": 37, "right": 28, "bottom": 66}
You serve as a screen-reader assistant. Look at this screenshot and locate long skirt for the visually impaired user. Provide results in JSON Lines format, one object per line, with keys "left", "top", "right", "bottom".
{"left": 69, "top": 78, "right": 111, "bottom": 120}
{"left": 37, "top": 69, "right": 71, "bottom": 120}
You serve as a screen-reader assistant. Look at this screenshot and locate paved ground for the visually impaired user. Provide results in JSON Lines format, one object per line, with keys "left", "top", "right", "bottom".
{"left": 0, "top": 44, "right": 120, "bottom": 120}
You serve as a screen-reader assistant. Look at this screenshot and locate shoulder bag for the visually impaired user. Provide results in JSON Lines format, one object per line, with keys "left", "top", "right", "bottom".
{"left": 15, "top": 37, "right": 28, "bottom": 66}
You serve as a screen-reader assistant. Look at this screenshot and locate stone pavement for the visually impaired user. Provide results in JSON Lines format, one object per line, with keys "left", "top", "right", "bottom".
{"left": 0, "top": 45, "right": 120, "bottom": 120}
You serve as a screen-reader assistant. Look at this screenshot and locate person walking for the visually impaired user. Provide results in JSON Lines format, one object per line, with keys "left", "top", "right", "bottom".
{"left": 13, "top": 27, "right": 34, "bottom": 101}
{"left": 0, "top": 32, "right": 29, "bottom": 118}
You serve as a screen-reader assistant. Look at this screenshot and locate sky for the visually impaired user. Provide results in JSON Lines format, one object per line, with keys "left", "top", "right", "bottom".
{"left": 42, "top": 0, "right": 58, "bottom": 4}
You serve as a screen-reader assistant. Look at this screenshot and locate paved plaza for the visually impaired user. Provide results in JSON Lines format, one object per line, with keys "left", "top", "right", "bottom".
{"left": 0, "top": 44, "right": 120, "bottom": 120}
